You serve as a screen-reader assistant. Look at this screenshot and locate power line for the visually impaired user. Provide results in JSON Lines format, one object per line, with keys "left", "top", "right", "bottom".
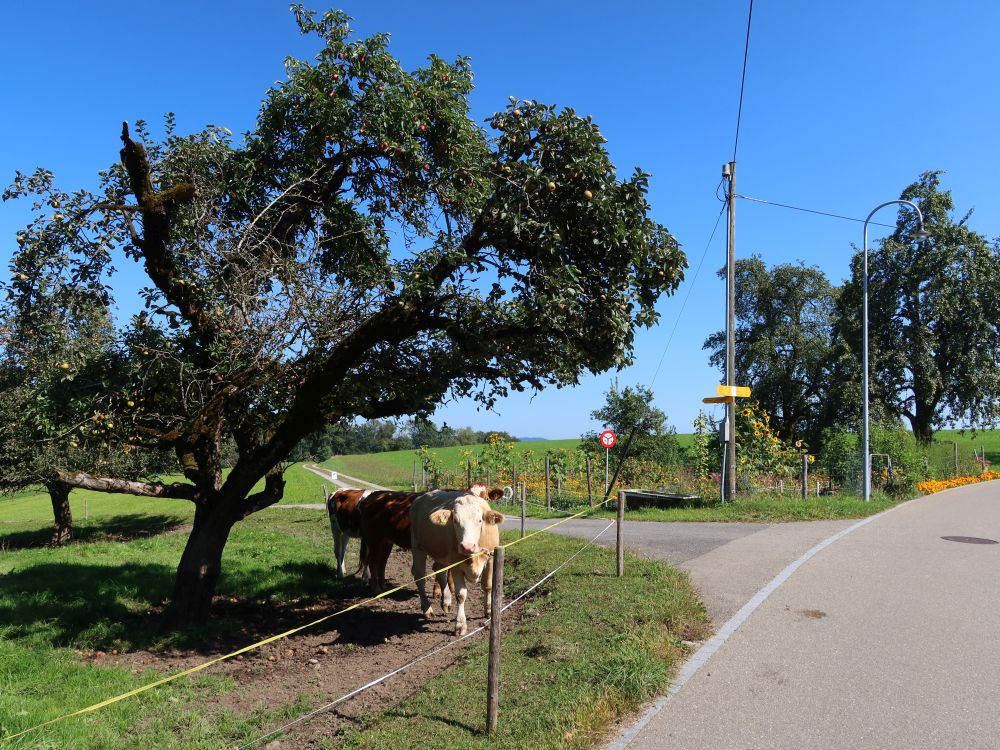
{"left": 649, "top": 203, "right": 726, "bottom": 389}
{"left": 736, "top": 194, "right": 897, "bottom": 229}
{"left": 732, "top": 0, "right": 755, "bottom": 162}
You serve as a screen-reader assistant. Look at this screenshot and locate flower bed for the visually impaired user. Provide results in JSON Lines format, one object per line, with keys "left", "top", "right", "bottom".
{"left": 917, "top": 470, "right": 1000, "bottom": 494}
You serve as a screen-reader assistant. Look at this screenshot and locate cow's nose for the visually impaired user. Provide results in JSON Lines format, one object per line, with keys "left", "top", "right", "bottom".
{"left": 460, "top": 543, "right": 478, "bottom": 556}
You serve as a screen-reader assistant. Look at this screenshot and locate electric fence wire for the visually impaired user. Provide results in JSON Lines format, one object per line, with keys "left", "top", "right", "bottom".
{"left": 235, "top": 519, "right": 618, "bottom": 750}
{"left": 648, "top": 203, "right": 727, "bottom": 390}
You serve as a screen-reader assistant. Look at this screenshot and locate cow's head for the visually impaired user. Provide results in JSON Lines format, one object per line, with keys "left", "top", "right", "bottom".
{"left": 430, "top": 494, "right": 505, "bottom": 556}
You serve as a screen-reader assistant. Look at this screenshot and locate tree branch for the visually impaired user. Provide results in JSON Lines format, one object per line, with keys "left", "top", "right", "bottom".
{"left": 55, "top": 469, "right": 197, "bottom": 501}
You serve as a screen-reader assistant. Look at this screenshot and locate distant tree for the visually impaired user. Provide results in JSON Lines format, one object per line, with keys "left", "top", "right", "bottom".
{"left": 581, "top": 382, "right": 679, "bottom": 464}
{"left": 704, "top": 256, "right": 838, "bottom": 442}
{"left": 837, "top": 172, "right": 1000, "bottom": 444}
{"left": 2, "top": 8, "right": 683, "bottom": 625}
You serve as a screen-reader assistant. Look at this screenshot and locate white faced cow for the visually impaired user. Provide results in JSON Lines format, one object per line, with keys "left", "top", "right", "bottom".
{"left": 410, "top": 489, "right": 505, "bottom": 635}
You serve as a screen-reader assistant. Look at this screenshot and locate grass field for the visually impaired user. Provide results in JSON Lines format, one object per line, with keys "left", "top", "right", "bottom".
{"left": 0, "top": 482, "right": 706, "bottom": 748}
{"left": 934, "top": 429, "right": 1000, "bottom": 465}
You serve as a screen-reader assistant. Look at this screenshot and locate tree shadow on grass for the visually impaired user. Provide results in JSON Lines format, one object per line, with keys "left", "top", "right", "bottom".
{"left": 0, "top": 558, "right": 420, "bottom": 653}
{"left": 0, "top": 561, "right": 176, "bottom": 649}
{"left": 0, "top": 513, "right": 188, "bottom": 551}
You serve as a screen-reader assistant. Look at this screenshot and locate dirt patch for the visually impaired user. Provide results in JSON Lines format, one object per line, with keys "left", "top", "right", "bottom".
{"left": 102, "top": 548, "right": 518, "bottom": 748}
{"left": 800, "top": 608, "right": 827, "bottom": 619}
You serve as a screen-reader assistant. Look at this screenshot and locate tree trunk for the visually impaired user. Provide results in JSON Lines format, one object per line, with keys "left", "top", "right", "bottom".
{"left": 165, "top": 504, "right": 236, "bottom": 628}
{"left": 910, "top": 401, "right": 935, "bottom": 447}
{"left": 47, "top": 482, "right": 73, "bottom": 546}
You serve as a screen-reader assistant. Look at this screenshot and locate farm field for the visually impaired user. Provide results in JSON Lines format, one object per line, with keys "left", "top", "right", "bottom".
{"left": 322, "top": 436, "right": 696, "bottom": 489}
{"left": 0, "top": 486, "right": 706, "bottom": 748}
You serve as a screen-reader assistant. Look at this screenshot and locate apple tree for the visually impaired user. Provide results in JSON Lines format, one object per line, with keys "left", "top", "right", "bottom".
{"left": 3, "top": 7, "right": 685, "bottom": 626}
{"left": 0, "top": 219, "right": 174, "bottom": 544}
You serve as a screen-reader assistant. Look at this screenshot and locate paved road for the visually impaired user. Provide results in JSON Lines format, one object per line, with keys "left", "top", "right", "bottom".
{"left": 521, "top": 516, "right": 856, "bottom": 624}
{"left": 614, "top": 480, "right": 1000, "bottom": 750}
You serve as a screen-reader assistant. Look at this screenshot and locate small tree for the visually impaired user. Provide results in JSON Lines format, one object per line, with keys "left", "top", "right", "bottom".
{"left": 0, "top": 263, "right": 172, "bottom": 544}
{"left": 3, "top": 8, "right": 684, "bottom": 625}
{"left": 581, "top": 381, "right": 679, "bottom": 464}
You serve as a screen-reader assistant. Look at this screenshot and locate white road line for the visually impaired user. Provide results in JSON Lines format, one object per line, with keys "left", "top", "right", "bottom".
{"left": 606, "top": 501, "right": 909, "bottom": 750}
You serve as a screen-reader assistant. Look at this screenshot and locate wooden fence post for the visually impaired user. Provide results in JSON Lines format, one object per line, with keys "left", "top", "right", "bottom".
{"left": 412, "top": 461, "right": 417, "bottom": 491}
{"left": 421, "top": 465, "right": 426, "bottom": 490}
{"left": 953, "top": 442, "right": 959, "bottom": 477}
{"left": 520, "top": 482, "right": 526, "bottom": 539}
{"left": 486, "top": 466, "right": 491, "bottom": 488}
{"left": 801, "top": 455, "right": 808, "bottom": 500}
{"left": 545, "top": 455, "right": 551, "bottom": 510}
{"left": 616, "top": 490, "right": 625, "bottom": 577}
{"left": 486, "top": 546, "right": 505, "bottom": 735}
{"left": 586, "top": 455, "right": 593, "bottom": 506}
{"left": 467, "top": 461, "right": 472, "bottom": 488}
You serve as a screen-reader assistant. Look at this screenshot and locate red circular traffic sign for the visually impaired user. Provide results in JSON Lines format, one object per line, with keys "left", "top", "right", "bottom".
{"left": 599, "top": 430, "right": 618, "bottom": 449}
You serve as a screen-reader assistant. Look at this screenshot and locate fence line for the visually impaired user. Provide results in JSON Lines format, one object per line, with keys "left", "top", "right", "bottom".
{"left": 5, "top": 482, "right": 623, "bottom": 745}
{"left": 237, "top": 518, "right": 618, "bottom": 749}
{"left": 0, "top": 549, "right": 487, "bottom": 745}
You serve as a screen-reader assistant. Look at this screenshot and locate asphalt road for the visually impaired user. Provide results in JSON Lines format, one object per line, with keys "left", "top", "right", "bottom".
{"left": 520, "top": 516, "right": 856, "bottom": 624}
{"left": 613, "top": 480, "right": 1000, "bottom": 750}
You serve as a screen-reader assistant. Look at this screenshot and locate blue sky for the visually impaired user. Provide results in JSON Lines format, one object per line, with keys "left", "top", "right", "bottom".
{"left": 2, "top": 1, "right": 997, "bottom": 440}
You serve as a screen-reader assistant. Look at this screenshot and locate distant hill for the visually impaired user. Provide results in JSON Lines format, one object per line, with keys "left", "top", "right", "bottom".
{"left": 516, "top": 437, "right": 549, "bottom": 442}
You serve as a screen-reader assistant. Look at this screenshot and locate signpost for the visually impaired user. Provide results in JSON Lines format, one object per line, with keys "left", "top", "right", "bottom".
{"left": 599, "top": 429, "right": 617, "bottom": 495}
{"left": 700, "top": 386, "right": 752, "bottom": 504}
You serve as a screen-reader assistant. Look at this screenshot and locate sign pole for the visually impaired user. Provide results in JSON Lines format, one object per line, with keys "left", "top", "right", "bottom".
{"left": 598, "top": 430, "right": 618, "bottom": 498}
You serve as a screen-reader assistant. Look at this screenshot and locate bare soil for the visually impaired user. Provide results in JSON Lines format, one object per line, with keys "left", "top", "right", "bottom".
{"left": 106, "top": 547, "right": 515, "bottom": 748}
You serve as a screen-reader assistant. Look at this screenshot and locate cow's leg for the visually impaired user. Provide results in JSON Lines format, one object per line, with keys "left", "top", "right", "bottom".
{"left": 328, "top": 512, "right": 346, "bottom": 578}
{"left": 481, "top": 556, "right": 493, "bottom": 619}
{"left": 366, "top": 540, "right": 390, "bottom": 593}
{"left": 335, "top": 532, "right": 350, "bottom": 578}
{"left": 411, "top": 547, "right": 434, "bottom": 618}
{"left": 357, "top": 537, "right": 370, "bottom": 587}
{"left": 435, "top": 567, "right": 452, "bottom": 613}
{"left": 452, "top": 567, "right": 469, "bottom": 636}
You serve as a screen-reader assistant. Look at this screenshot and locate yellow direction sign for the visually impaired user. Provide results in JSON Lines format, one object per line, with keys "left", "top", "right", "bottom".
{"left": 703, "top": 396, "right": 735, "bottom": 404}
{"left": 716, "top": 385, "right": 751, "bottom": 398}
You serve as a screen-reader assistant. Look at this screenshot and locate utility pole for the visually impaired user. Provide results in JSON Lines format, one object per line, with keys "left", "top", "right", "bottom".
{"left": 723, "top": 161, "right": 737, "bottom": 500}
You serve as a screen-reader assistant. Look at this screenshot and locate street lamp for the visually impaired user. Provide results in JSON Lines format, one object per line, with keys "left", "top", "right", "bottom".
{"left": 861, "top": 200, "right": 928, "bottom": 501}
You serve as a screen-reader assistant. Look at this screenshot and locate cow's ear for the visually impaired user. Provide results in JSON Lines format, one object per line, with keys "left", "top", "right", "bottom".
{"left": 484, "top": 510, "right": 505, "bottom": 525}
{"left": 487, "top": 488, "right": 504, "bottom": 502}
{"left": 430, "top": 509, "right": 452, "bottom": 525}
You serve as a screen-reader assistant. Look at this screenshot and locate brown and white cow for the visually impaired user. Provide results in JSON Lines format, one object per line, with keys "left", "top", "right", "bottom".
{"left": 358, "top": 489, "right": 421, "bottom": 593}
{"left": 410, "top": 489, "right": 505, "bottom": 635}
{"left": 325, "top": 487, "right": 373, "bottom": 584}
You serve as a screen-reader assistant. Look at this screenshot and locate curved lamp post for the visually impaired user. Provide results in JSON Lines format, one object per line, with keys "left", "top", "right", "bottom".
{"left": 862, "top": 200, "right": 931, "bottom": 501}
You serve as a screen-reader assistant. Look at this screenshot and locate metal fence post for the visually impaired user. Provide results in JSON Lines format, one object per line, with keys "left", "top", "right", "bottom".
{"left": 617, "top": 490, "right": 625, "bottom": 577}
{"left": 486, "top": 546, "right": 505, "bottom": 735}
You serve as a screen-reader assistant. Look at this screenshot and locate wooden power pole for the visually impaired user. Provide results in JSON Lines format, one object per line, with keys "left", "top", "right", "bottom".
{"left": 724, "top": 161, "right": 737, "bottom": 500}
